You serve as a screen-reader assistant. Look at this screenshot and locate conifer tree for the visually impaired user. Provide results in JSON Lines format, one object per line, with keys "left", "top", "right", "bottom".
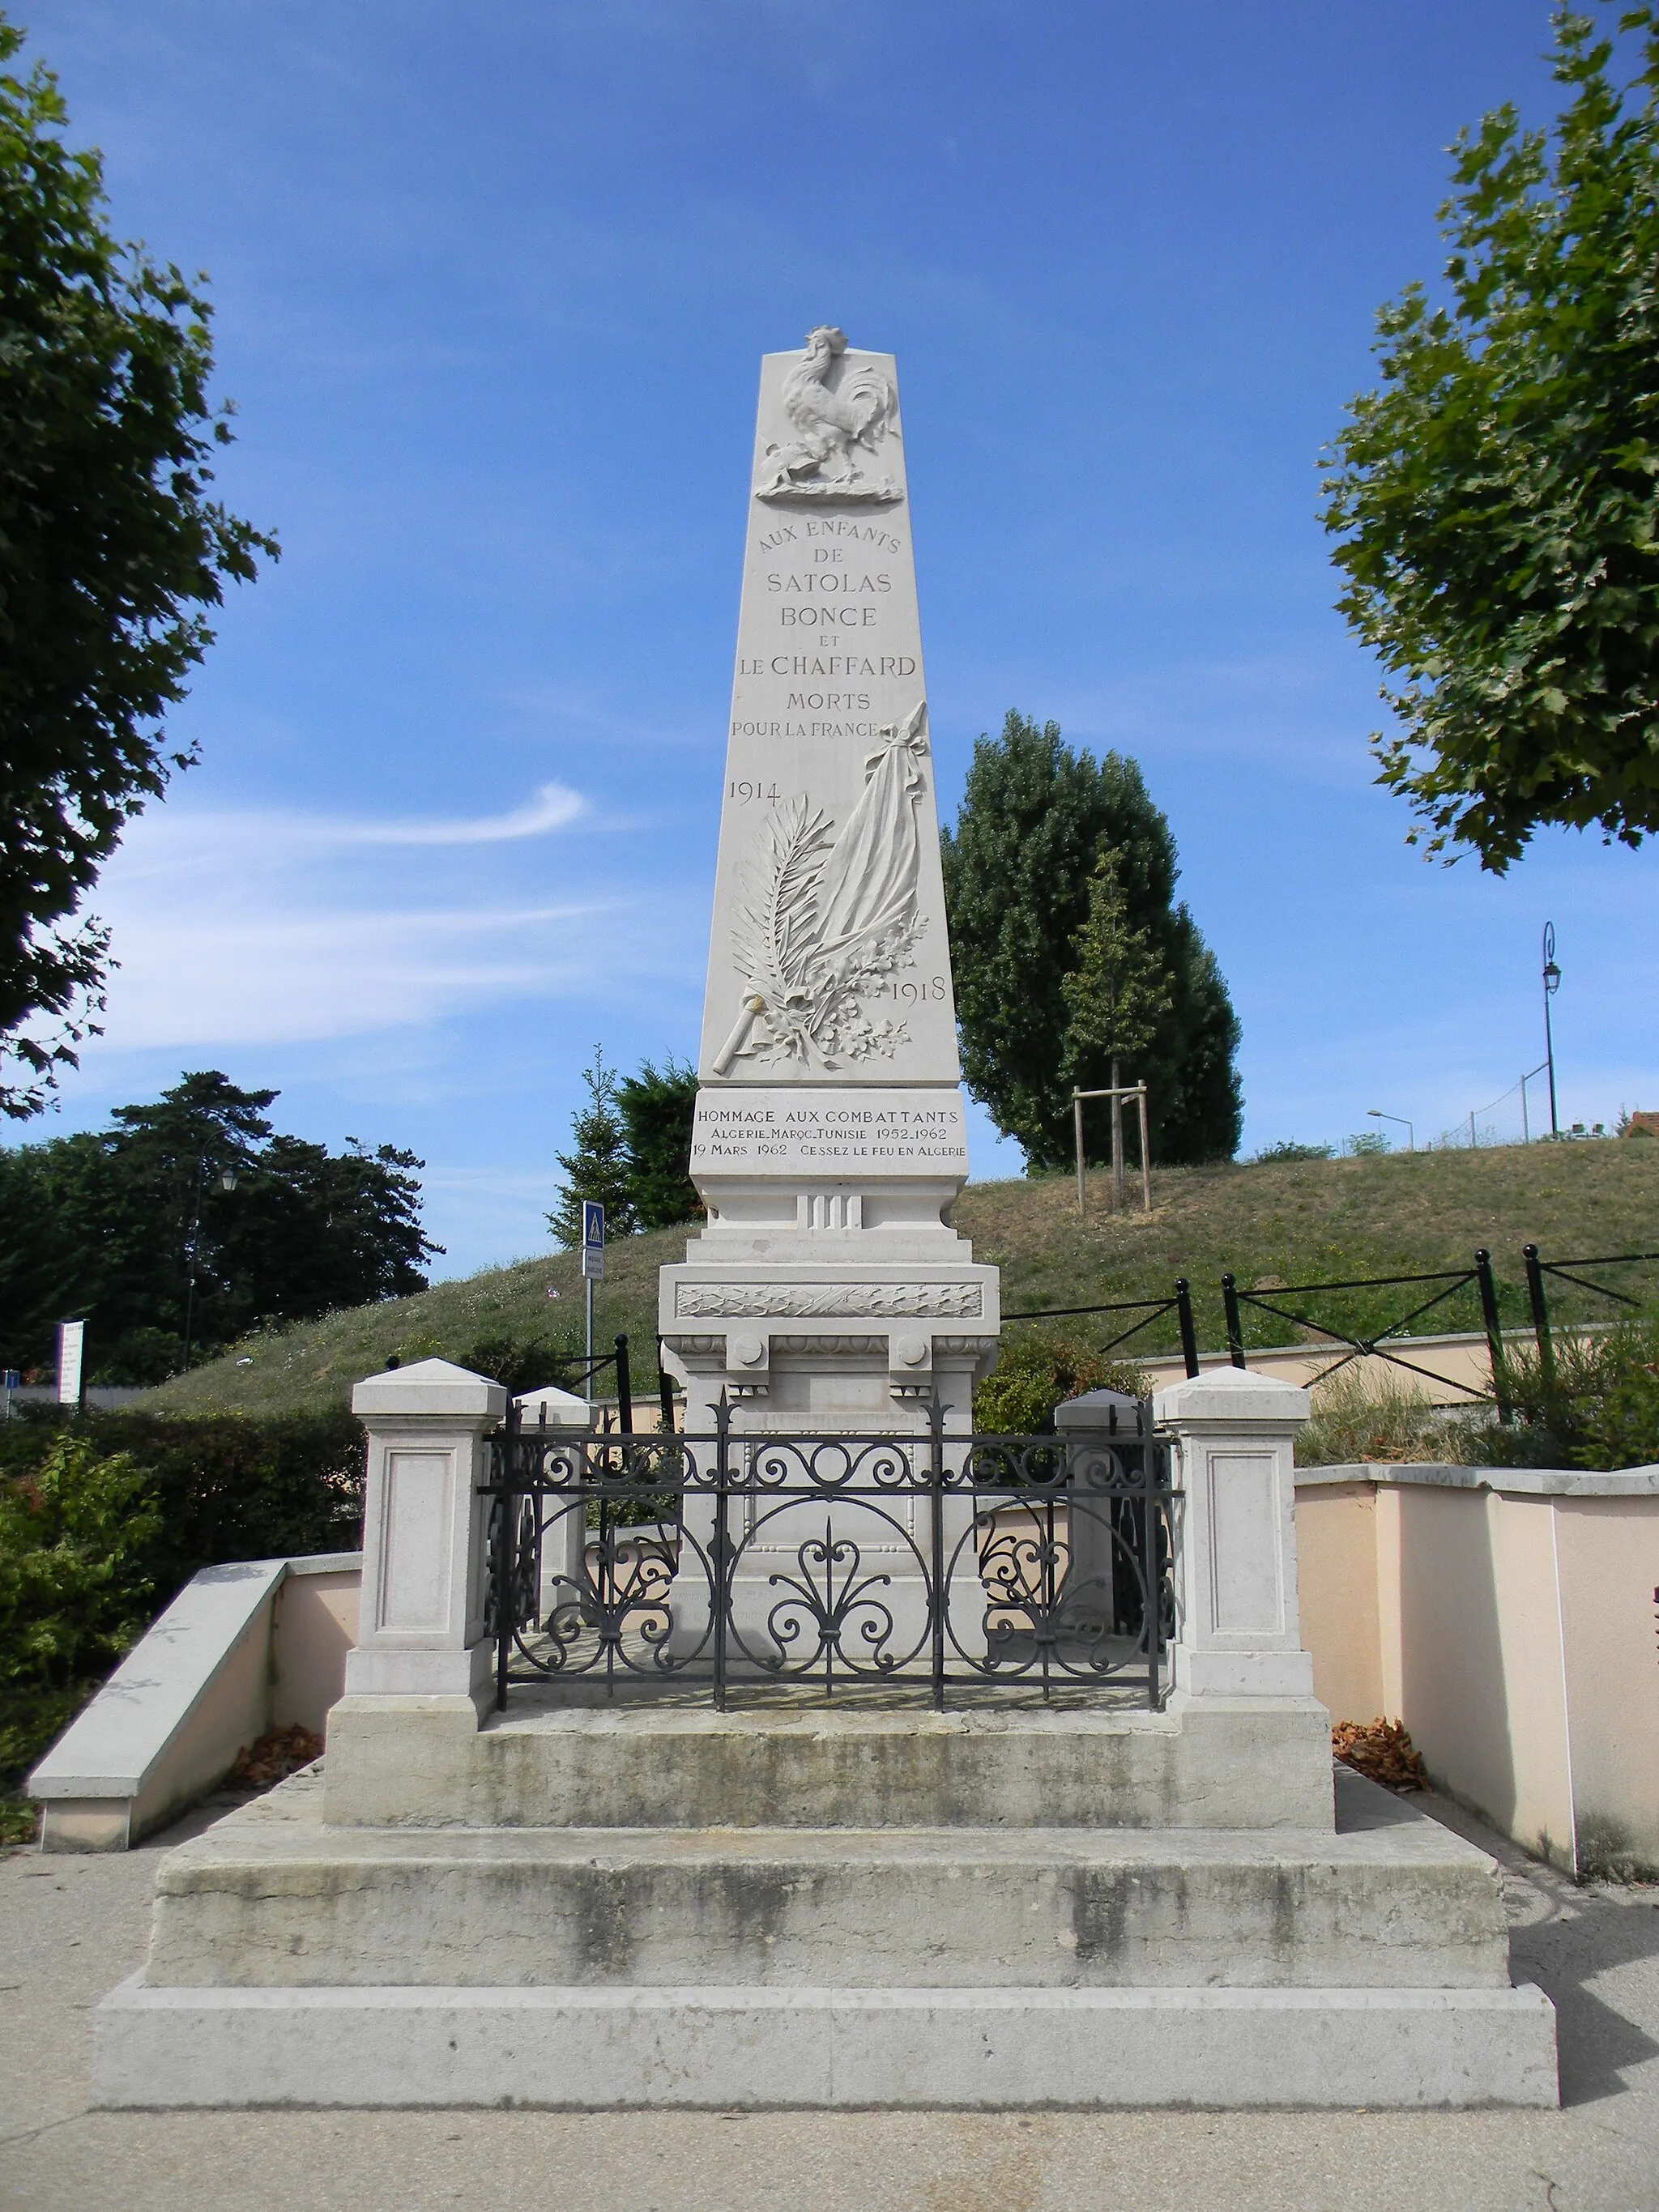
{"left": 616, "top": 1057, "right": 701, "bottom": 1229}
{"left": 942, "top": 711, "right": 1240, "bottom": 1168}
{"left": 548, "top": 1047, "right": 637, "bottom": 1248}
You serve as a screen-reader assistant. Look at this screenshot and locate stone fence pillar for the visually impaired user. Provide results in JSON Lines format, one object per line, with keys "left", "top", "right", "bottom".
{"left": 343, "top": 1358, "right": 507, "bottom": 1704}
{"left": 1153, "top": 1366, "right": 1318, "bottom": 1703}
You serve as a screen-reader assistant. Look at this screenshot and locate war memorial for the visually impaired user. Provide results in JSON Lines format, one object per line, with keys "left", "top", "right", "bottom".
{"left": 93, "top": 332, "right": 1558, "bottom": 2110}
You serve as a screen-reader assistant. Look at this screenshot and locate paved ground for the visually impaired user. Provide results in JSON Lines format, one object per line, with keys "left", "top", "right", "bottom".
{"left": 2, "top": 1788, "right": 1657, "bottom": 2212}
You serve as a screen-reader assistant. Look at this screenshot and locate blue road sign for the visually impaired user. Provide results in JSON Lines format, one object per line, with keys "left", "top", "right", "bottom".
{"left": 581, "top": 1201, "right": 606, "bottom": 1281}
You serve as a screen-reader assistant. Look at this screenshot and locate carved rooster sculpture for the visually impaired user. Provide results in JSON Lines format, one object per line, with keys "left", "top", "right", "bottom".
{"left": 758, "top": 326, "right": 898, "bottom": 494}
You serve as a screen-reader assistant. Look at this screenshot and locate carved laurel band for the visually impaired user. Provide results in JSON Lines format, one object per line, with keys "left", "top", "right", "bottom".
{"left": 675, "top": 1282, "right": 983, "bottom": 1319}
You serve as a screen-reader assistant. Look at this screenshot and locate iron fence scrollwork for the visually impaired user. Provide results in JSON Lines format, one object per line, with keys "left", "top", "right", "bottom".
{"left": 480, "top": 1395, "right": 1175, "bottom": 1712}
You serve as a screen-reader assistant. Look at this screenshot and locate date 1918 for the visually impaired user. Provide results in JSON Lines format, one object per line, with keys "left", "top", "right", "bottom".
{"left": 868, "top": 975, "right": 948, "bottom": 1004}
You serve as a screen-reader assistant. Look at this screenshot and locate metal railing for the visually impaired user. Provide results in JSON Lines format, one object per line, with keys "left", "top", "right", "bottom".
{"left": 1220, "top": 1251, "right": 1512, "bottom": 1416}
{"left": 1523, "top": 1244, "right": 1659, "bottom": 1385}
{"left": 480, "top": 1394, "right": 1175, "bottom": 1715}
{"left": 1001, "top": 1281, "right": 1202, "bottom": 1378}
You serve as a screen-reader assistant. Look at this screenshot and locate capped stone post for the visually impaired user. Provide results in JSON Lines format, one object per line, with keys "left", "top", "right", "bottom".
{"left": 1153, "top": 1366, "right": 1319, "bottom": 1703}
{"left": 343, "top": 1358, "right": 508, "bottom": 1703}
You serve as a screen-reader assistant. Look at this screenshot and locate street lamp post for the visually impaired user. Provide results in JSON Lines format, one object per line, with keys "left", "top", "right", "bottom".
{"left": 1542, "top": 923, "right": 1561, "bottom": 1140}
{"left": 1367, "top": 1108, "right": 1414, "bottom": 1152}
{"left": 181, "top": 1160, "right": 240, "bottom": 1372}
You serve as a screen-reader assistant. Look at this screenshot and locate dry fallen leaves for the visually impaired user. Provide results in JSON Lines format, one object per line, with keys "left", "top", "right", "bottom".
{"left": 1332, "top": 1715, "right": 1427, "bottom": 1792}
{"left": 228, "top": 1723, "right": 324, "bottom": 1791}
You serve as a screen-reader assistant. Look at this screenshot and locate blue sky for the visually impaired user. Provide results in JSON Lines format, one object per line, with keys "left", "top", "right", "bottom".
{"left": 15, "top": 1, "right": 1656, "bottom": 1275}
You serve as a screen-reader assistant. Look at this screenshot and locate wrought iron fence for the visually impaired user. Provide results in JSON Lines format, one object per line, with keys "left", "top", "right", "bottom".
{"left": 480, "top": 1394, "right": 1175, "bottom": 1714}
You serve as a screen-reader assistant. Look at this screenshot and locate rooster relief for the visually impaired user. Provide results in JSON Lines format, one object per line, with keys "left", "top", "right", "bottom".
{"left": 754, "top": 326, "right": 902, "bottom": 504}
{"left": 714, "top": 702, "right": 930, "bottom": 1074}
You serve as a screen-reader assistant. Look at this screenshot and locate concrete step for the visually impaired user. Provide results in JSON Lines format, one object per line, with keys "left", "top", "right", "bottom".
{"left": 322, "top": 1687, "right": 1337, "bottom": 1831}
{"left": 147, "top": 1767, "right": 1510, "bottom": 1994}
{"left": 96, "top": 1978, "right": 1560, "bottom": 2111}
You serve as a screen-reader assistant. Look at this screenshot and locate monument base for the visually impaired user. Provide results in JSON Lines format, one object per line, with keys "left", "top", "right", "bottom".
{"left": 319, "top": 1689, "right": 1339, "bottom": 1831}
{"left": 96, "top": 1756, "right": 1557, "bottom": 2110}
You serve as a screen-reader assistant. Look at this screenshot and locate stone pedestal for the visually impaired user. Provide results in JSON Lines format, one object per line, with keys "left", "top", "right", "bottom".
{"left": 1154, "top": 1366, "right": 1321, "bottom": 1704}
{"left": 341, "top": 1359, "right": 506, "bottom": 1706}
{"left": 511, "top": 1382, "right": 597, "bottom": 1630}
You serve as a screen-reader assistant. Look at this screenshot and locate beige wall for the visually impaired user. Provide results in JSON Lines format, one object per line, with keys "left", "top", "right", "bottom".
{"left": 1294, "top": 1484, "right": 1384, "bottom": 1721}
{"left": 1144, "top": 1332, "right": 1499, "bottom": 1404}
{"left": 1388, "top": 1487, "right": 1573, "bottom": 1866}
{"left": 1295, "top": 1469, "right": 1659, "bottom": 1877}
{"left": 1554, "top": 1500, "right": 1659, "bottom": 1876}
{"left": 36, "top": 1553, "right": 365, "bottom": 1852}
{"left": 272, "top": 1568, "right": 360, "bottom": 1734}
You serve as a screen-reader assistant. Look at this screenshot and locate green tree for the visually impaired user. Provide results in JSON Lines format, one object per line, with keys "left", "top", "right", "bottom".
{"left": 616, "top": 1056, "right": 702, "bottom": 1230}
{"left": 0, "top": 1071, "right": 440, "bottom": 1381}
{"left": 548, "top": 1046, "right": 637, "bottom": 1247}
{"left": 941, "top": 711, "right": 1242, "bottom": 1169}
{"left": 1060, "top": 847, "right": 1175, "bottom": 1200}
{"left": 0, "top": 19, "right": 275, "bottom": 1115}
{"left": 1322, "top": 6, "right": 1659, "bottom": 870}
{"left": 0, "top": 1434, "right": 160, "bottom": 1775}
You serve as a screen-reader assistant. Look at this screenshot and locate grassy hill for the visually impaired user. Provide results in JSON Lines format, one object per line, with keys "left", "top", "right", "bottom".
{"left": 139, "top": 1139, "right": 1659, "bottom": 1418}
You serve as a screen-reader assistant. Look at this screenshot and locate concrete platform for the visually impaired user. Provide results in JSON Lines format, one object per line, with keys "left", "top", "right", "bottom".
{"left": 99, "top": 1763, "right": 1557, "bottom": 2108}
{"left": 93, "top": 1975, "right": 1559, "bottom": 2110}
{"left": 322, "top": 1687, "right": 1337, "bottom": 1831}
{"left": 143, "top": 1767, "right": 1512, "bottom": 1992}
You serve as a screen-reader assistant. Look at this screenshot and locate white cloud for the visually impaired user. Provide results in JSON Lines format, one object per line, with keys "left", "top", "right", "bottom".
{"left": 110, "top": 782, "right": 585, "bottom": 881}
{"left": 328, "top": 782, "right": 585, "bottom": 846}
{"left": 73, "top": 780, "right": 697, "bottom": 1054}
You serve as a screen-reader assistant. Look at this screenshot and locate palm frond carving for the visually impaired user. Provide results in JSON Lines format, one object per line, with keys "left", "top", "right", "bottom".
{"left": 725, "top": 706, "right": 930, "bottom": 1071}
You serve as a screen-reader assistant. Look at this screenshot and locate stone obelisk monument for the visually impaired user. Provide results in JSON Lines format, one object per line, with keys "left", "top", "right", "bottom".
{"left": 86, "top": 330, "right": 1553, "bottom": 2128}
{"left": 659, "top": 328, "right": 1000, "bottom": 1448}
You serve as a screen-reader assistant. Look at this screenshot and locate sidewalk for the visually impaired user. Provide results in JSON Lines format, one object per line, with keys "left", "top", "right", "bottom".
{"left": 2, "top": 1786, "right": 1657, "bottom": 2212}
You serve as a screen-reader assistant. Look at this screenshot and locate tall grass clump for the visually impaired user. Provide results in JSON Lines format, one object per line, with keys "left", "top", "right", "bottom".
{"left": 1463, "top": 1314, "right": 1659, "bottom": 1470}
{"left": 1294, "top": 1367, "right": 1453, "bottom": 1466}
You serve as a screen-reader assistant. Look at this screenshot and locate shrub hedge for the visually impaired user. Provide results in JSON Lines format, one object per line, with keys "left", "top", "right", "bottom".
{"left": 974, "top": 1330, "right": 1149, "bottom": 1434}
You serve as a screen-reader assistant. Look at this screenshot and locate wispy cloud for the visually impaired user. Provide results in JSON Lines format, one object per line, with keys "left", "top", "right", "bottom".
{"left": 74, "top": 779, "right": 699, "bottom": 1055}
{"left": 113, "top": 782, "right": 586, "bottom": 880}
{"left": 327, "top": 782, "right": 585, "bottom": 846}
